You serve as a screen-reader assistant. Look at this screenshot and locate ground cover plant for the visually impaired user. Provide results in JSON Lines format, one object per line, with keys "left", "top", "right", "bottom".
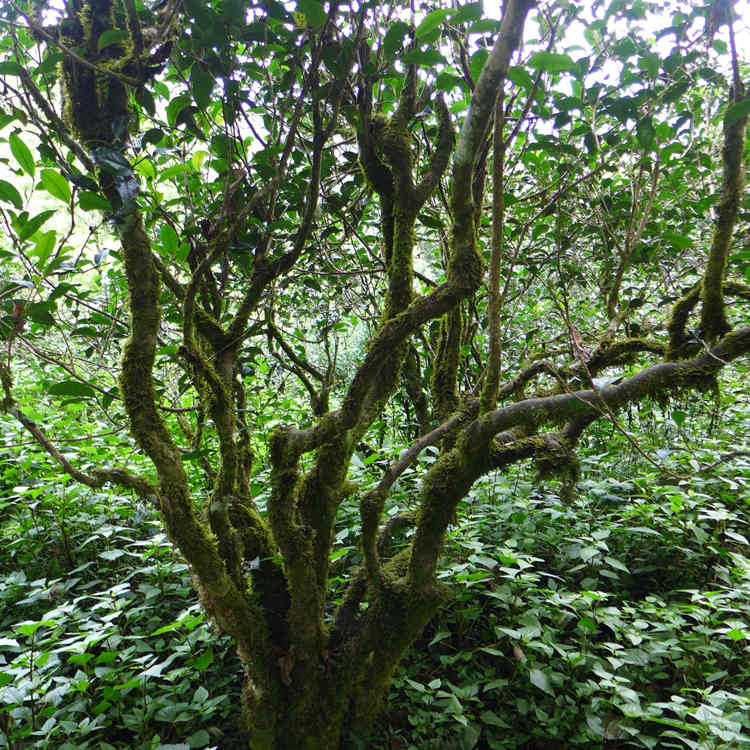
{"left": 0, "top": 475, "right": 244, "bottom": 750}
{"left": 2, "top": 384, "right": 750, "bottom": 749}
{"left": 372, "top": 388, "right": 750, "bottom": 749}
{"left": 0, "top": 0, "right": 749, "bottom": 746}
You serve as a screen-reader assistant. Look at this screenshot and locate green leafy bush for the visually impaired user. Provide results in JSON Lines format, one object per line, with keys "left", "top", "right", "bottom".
{"left": 0, "top": 485, "right": 242, "bottom": 750}
{"left": 362, "top": 398, "right": 750, "bottom": 750}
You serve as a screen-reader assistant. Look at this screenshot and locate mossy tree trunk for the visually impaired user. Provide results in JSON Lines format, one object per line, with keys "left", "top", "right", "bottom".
{"left": 35, "top": 1, "right": 536, "bottom": 744}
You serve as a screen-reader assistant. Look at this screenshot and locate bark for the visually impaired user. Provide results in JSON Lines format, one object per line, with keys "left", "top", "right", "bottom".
{"left": 700, "top": 84, "right": 748, "bottom": 341}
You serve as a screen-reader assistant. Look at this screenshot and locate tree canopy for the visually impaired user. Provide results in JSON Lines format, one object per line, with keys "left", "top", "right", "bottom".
{"left": 0, "top": 0, "right": 749, "bottom": 747}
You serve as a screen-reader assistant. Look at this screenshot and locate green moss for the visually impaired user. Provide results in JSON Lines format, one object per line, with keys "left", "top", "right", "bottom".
{"left": 431, "top": 308, "right": 461, "bottom": 421}
{"left": 59, "top": 1, "right": 132, "bottom": 146}
{"left": 586, "top": 337, "right": 664, "bottom": 372}
{"left": 666, "top": 284, "right": 701, "bottom": 360}
{"left": 384, "top": 204, "right": 415, "bottom": 318}
{"left": 358, "top": 116, "right": 393, "bottom": 197}
{"left": 407, "top": 433, "right": 489, "bottom": 586}
{"left": 298, "top": 435, "right": 354, "bottom": 591}
{"left": 700, "top": 93, "right": 747, "bottom": 342}
{"left": 377, "top": 120, "right": 414, "bottom": 176}
{"left": 530, "top": 435, "right": 580, "bottom": 502}
{"left": 348, "top": 576, "right": 447, "bottom": 732}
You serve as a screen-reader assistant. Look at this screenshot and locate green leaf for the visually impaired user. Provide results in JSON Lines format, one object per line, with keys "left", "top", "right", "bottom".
{"left": 479, "top": 710, "right": 509, "bottom": 728}
{"left": 48, "top": 282, "right": 76, "bottom": 302}
{"left": 604, "top": 556, "right": 629, "bottom": 573}
{"left": 428, "top": 631, "right": 451, "bottom": 646}
{"left": 507, "top": 66, "right": 534, "bottom": 90}
{"left": 637, "top": 53, "right": 659, "bottom": 78}
{"left": 636, "top": 116, "right": 655, "bottom": 149}
{"left": 663, "top": 229, "right": 692, "bottom": 250}
{"left": 419, "top": 211, "right": 445, "bottom": 229}
{"left": 48, "top": 381, "right": 96, "bottom": 398}
{"left": 0, "top": 113, "right": 17, "bottom": 130}
{"left": 141, "top": 127, "right": 164, "bottom": 148}
{"left": 136, "top": 87, "right": 156, "bottom": 117}
{"left": 101, "top": 387, "right": 119, "bottom": 410}
{"left": 0, "top": 61, "right": 23, "bottom": 76}
{"left": 436, "top": 72, "right": 463, "bottom": 92}
{"left": 187, "top": 730, "right": 211, "bottom": 748}
{"left": 68, "top": 653, "right": 95, "bottom": 666}
{"left": 28, "top": 301, "right": 55, "bottom": 327}
{"left": 79, "top": 191, "right": 112, "bottom": 211}
{"left": 176, "top": 242, "right": 190, "bottom": 265}
{"left": 180, "top": 448, "right": 209, "bottom": 461}
{"left": 383, "top": 21, "right": 410, "bottom": 59}
{"left": 9, "top": 132, "right": 35, "bottom": 177}
{"left": 150, "top": 622, "right": 181, "bottom": 637}
{"left": 191, "top": 66, "right": 214, "bottom": 110}
{"left": 415, "top": 9, "right": 453, "bottom": 38}
{"left": 69, "top": 173, "right": 99, "bottom": 191}
{"left": 468, "top": 19, "right": 498, "bottom": 33}
{"left": 18, "top": 210, "right": 56, "bottom": 242}
{"left": 464, "top": 724, "right": 481, "bottom": 747}
{"left": 528, "top": 52, "right": 579, "bottom": 74}
{"left": 583, "top": 22, "right": 603, "bottom": 48}
{"left": 724, "top": 99, "right": 750, "bottom": 127}
{"left": 705, "top": 670, "right": 729, "bottom": 682}
{"left": 453, "top": 2, "right": 482, "bottom": 24}
{"left": 135, "top": 158, "right": 156, "bottom": 180}
{"left": 191, "top": 151, "right": 207, "bottom": 171}
{"left": 166, "top": 93, "right": 192, "bottom": 127}
{"left": 529, "top": 668, "right": 554, "bottom": 695}
{"left": 40, "top": 169, "right": 71, "bottom": 203}
{"left": 158, "top": 164, "right": 192, "bottom": 182}
{"left": 160, "top": 224, "right": 179, "bottom": 255}
{"left": 16, "top": 620, "right": 56, "bottom": 636}
{"left": 97, "top": 29, "right": 129, "bottom": 52}
{"left": 712, "top": 39, "right": 728, "bottom": 54}
{"left": 193, "top": 650, "right": 213, "bottom": 670}
{"left": 0, "top": 179, "right": 23, "bottom": 209}
{"left": 99, "top": 549, "right": 125, "bottom": 561}
{"left": 469, "top": 49, "right": 488, "bottom": 82}
{"left": 725, "top": 530, "right": 748, "bottom": 545}
{"left": 296, "top": 0, "right": 326, "bottom": 28}
{"left": 402, "top": 49, "right": 447, "bottom": 66}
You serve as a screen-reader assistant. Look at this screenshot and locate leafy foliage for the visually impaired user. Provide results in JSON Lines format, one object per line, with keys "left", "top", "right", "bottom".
{"left": 0, "top": 477, "right": 242, "bottom": 750}
{"left": 0, "top": 0, "right": 748, "bottom": 747}
{"left": 368, "top": 389, "right": 750, "bottom": 749}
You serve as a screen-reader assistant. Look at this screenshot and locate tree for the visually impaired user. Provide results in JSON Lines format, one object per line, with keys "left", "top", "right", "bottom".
{"left": 0, "top": 0, "right": 748, "bottom": 746}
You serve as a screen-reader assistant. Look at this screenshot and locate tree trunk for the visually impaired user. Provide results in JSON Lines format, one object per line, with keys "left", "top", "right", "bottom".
{"left": 240, "top": 668, "right": 364, "bottom": 750}
{"left": 242, "top": 685, "right": 349, "bottom": 750}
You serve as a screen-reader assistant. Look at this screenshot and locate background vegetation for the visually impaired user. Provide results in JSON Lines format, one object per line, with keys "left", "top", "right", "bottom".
{"left": 0, "top": 0, "right": 749, "bottom": 747}
{"left": 2, "top": 379, "right": 750, "bottom": 749}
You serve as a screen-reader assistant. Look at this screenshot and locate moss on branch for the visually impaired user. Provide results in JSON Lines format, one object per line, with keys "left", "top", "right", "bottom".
{"left": 480, "top": 327, "right": 750, "bottom": 440}
{"left": 700, "top": 86, "right": 748, "bottom": 341}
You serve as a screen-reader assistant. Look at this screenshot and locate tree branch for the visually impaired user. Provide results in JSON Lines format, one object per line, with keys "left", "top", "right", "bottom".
{"left": 700, "top": 84, "right": 747, "bottom": 341}
{"left": 0, "top": 361, "right": 157, "bottom": 501}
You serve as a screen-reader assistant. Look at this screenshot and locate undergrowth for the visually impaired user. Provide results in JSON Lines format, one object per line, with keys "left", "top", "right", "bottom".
{"left": 1, "top": 393, "right": 750, "bottom": 749}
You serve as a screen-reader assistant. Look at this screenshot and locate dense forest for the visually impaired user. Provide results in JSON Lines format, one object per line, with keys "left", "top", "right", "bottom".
{"left": 0, "top": 0, "right": 749, "bottom": 747}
